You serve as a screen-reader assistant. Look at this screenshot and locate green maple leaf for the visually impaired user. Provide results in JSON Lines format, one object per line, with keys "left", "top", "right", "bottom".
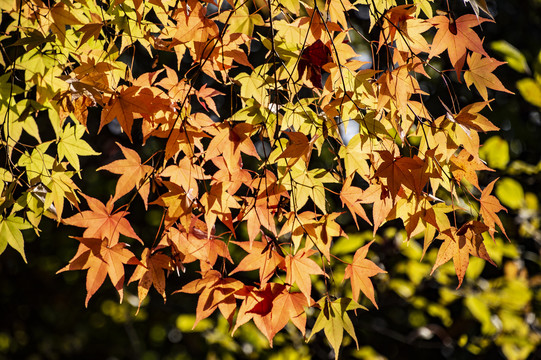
{"left": 0, "top": 215, "right": 33, "bottom": 262}
{"left": 307, "top": 297, "right": 365, "bottom": 360}
{"left": 57, "top": 122, "right": 100, "bottom": 173}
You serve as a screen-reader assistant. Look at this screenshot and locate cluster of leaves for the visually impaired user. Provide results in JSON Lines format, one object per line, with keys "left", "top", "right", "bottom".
{"left": 0, "top": 0, "right": 515, "bottom": 356}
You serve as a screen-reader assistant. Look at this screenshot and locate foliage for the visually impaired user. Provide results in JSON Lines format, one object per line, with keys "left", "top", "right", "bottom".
{"left": 1, "top": 0, "right": 538, "bottom": 358}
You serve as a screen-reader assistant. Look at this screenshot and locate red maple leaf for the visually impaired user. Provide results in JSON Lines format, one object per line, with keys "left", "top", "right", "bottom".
{"left": 298, "top": 40, "right": 332, "bottom": 89}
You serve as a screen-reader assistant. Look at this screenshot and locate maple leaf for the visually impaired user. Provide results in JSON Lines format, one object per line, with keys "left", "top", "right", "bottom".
{"left": 269, "top": 289, "right": 312, "bottom": 339}
{"left": 195, "top": 32, "right": 253, "bottom": 80}
{"left": 340, "top": 175, "right": 372, "bottom": 229}
{"left": 173, "top": 0, "right": 219, "bottom": 45}
{"left": 216, "top": 4, "right": 264, "bottom": 37}
{"left": 49, "top": 2, "right": 83, "bottom": 44}
{"left": 241, "top": 171, "right": 288, "bottom": 245}
{"left": 285, "top": 249, "right": 326, "bottom": 303}
{"left": 211, "top": 156, "right": 253, "bottom": 195}
{"left": 430, "top": 222, "right": 496, "bottom": 288}
{"left": 454, "top": 101, "right": 499, "bottom": 133}
{"left": 344, "top": 241, "right": 386, "bottom": 308}
{"left": 199, "top": 182, "right": 240, "bottom": 238}
{"left": 160, "top": 226, "right": 197, "bottom": 270}
{"left": 286, "top": 165, "right": 337, "bottom": 214}
{"left": 378, "top": 5, "right": 431, "bottom": 55}
{"left": 63, "top": 194, "right": 142, "bottom": 246}
{"left": 307, "top": 212, "right": 346, "bottom": 261}
{"left": 278, "top": 211, "right": 319, "bottom": 253}
{"left": 195, "top": 84, "right": 225, "bottom": 116}
{"left": 152, "top": 182, "right": 192, "bottom": 229}
{"left": 128, "top": 248, "right": 174, "bottom": 314}
{"left": 479, "top": 178, "right": 509, "bottom": 241}
{"left": 100, "top": 86, "right": 153, "bottom": 141}
{"left": 373, "top": 150, "right": 423, "bottom": 202}
{"left": 338, "top": 133, "right": 371, "bottom": 180}
{"left": 377, "top": 64, "right": 428, "bottom": 116}
{"left": 431, "top": 101, "right": 501, "bottom": 163}
{"left": 98, "top": 142, "right": 154, "bottom": 208}
{"left": 168, "top": 217, "right": 233, "bottom": 270}
{"left": 389, "top": 196, "right": 452, "bottom": 242}
{"left": 326, "top": 0, "right": 356, "bottom": 29}
{"left": 298, "top": 40, "right": 333, "bottom": 89}
{"left": 429, "top": 14, "right": 491, "bottom": 73}
{"left": 155, "top": 65, "right": 193, "bottom": 103}
{"left": 57, "top": 122, "right": 100, "bottom": 173}
{"left": 204, "top": 122, "right": 260, "bottom": 169}
{"left": 307, "top": 297, "right": 364, "bottom": 360}
{"left": 0, "top": 215, "right": 33, "bottom": 263}
{"left": 160, "top": 157, "right": 208, "bottom": 201}
{"left": 450, "top": 149, "right": 493, "bottom": 190}
{"left": 57, "top": 237, "right": 141, "bottom": 306}
{"left": 76, "top": 21, "right": 103, "bottom": 49}
{"left": 242, "top": 197, "right": 275, "bottom": 245}
{"left": 229, "top": 238, "right": 285, "bottom": 286}
{"left": 233, "top": 282, "right": 312, "bottom": 347}
{"left": 179, "top": 270, "right": 244, "bottom": 327}
{"left": 232, "top": 283, "right": 285, "bottom": 345}
{"left": 40, "top": 161, "right": 80, "bottom": 221}
{"left": 359, "top": 183, "right": 393, "bottom": 236}
{"left": 277, "top": 132, "right": 317, "bottom": 166}
{"left": 464, "top": 52, "right": 514, "bottom": 101}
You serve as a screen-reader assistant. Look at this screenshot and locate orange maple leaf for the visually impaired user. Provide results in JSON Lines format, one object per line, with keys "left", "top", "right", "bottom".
{"left": 231, "top": 283, "right": 294, "bottom": 347}
{"left": 450, "top": 149, "right": 493, "bottom": 190}
{"left": 377, "top": 64, "right": 427, "bottom": 115}
{"left": 278, "top": 211, "right": 318, "bottom": 253}
{"left": 340, "top": 176, "right": 372, "bottom": 229}
{"left": 453, "top": 101, "right": 500, "bottom": 133}
{"left": 479, "top": 178, "right": 509, "bottom": 241}
{"left": 178, "top": 270, "right": 244, "bottom": 327}
{"left": 430, "top": 222, "right": 496, "bottom": 288}
{"left": 241, "top": 171, "right": 288, "bottom": 245}
{"left": 307, "top": 212, "right": 346, "bottom": 261}
{"left": 57, "top": 237, "right": 141, "bottom": 306}
{"left": 205, "top": 122, "right": 260, "bottom": 168}
{"left": 98, "top": 142, "right": 154, "bottom": 208}
{"left": 50, "top": 2, "right": 82, "bottom": 44}
{"left": 128, "top": 248, "right": 174, "bottom": 314}
{"left": 269, "top": 289, "right": 312, "bottom": 338}
{"left": 211, "top": 156, "right": 253, "bottom": 195}
{"left": 429, "top": 14, "right": 491, "bottom": 74}
{"left": 378, "top": 5, "right": 431, "bottom": 55}
{"left": 344, "top": 241, "right": 386, "bottom": 308}
{"left": 160, "top": 157, "right": 209, "bottom": 202}
{"left": 195, "top": 84, "right": 225, "bottom": 116}
{"left": 359, "top": 183, "right": 393, "bottom": 236}
{"left": 277, "top": 132, "right": 317, "bottom": 166}
{"left": 100, "top": 86, "right": 153, "bottom": 141}
{"left": 173, "top": 0, "right": 218, "bottom": 45}
{"left": 285, "top": 249, "right": 326, "bottom": 303}
{"left": 464, "top": 52, "right": 514, "bottom": 101}
{"left": 236, "top": 284, "right": 313, "bottom": 346}
{"left": 229, "top": 238, "right": 285, "bottom": 286}
{"left": 373, "top": 150, "right": 423, "bottom": 202}
{"left": 168, "top": 217, "right": 233, "bottom": 270}
{"left": 63, "top": 194, "right": 142, "bottom": 246}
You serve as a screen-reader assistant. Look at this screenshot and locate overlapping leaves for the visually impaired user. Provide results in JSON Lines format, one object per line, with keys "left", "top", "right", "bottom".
{"left": 0, "top": 0, "right": 513, "bottom": 356}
